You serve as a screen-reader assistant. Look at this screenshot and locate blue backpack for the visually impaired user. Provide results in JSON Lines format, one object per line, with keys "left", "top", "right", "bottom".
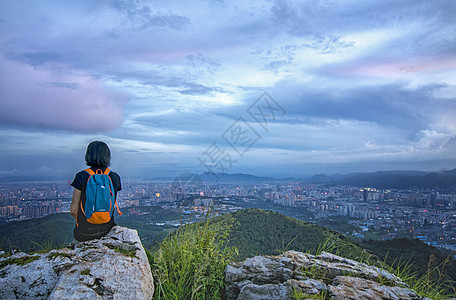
{"left": 81, "top": 168, "right": 122, "bottom": 224}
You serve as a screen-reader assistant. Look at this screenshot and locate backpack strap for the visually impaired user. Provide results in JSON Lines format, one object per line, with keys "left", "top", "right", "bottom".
{"left": 115, "top": 200, "right": 122, "bottom": 216}
{"left": 104, "top": 168, "right": 122, "bottom": 216}
{"left": 86, "top": 168, "right": 110, "bottom": 175}
{"left": 81, "top": 168, "right": 95, "bottom": 220}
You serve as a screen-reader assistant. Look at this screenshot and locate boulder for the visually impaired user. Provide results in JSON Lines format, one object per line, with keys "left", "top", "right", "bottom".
{"left": 225, "top": 250, "right": 427, "bottom": 300}
{"left": 0, "top": 226, "right": 154, "bottom": 299}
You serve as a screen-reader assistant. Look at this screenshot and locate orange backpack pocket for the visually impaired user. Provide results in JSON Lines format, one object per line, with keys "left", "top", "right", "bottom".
{"left": 87, "top": 211, "right": 112, "bottom": 224}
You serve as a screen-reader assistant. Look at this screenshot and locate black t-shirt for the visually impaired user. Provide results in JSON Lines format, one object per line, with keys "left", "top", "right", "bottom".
{"left": 71, "top": 167, "right": 122, "bottom": 232}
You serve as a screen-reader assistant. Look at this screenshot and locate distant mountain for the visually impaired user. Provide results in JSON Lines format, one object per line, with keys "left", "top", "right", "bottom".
{"left": 295, "top": 169, "right": 456, "bottom": 189}
{"left": 199, "top": 172, "right": 280, "bottom": 183}
{"left": 148, "top": 176, "right": 176, "bottom": 182}
{"left": 4, "top": 168, "right": 456, "bottom": 189}
{"left": 332, "top": 169, "right": 456, "bottom": 189}
{"left": 7, "top": 168, "right": 450, "bottom": 189}
{"left": 146, "top": 172, "right": 282, "bottom": 184}
{"left": 148, "top": 168, "right": 456, "bottom": 188}
{"left": 305, "top": 173, "right": 334, "bottom": 184}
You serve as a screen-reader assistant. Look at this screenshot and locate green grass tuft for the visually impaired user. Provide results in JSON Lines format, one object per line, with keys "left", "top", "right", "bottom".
{"left": 293, "top": 289, "right": 328, "bottom": 300}
{"left": 151, "top": 209, "right": 238, "bottom": 300}
{"left": 0, "top": 255, "right": 40, "bottom": 269}
{"left": 80, "top": 268, "right": 91, "bottom": 276}
{"left": 113, "top": 246, "right": 137, "bottom": 258}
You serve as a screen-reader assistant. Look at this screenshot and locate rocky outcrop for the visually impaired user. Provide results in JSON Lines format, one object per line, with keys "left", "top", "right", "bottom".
{"left": 0, "top": 226, "right": 154, "bottom": 299}
{"left": 225, "top": 250, "right": 426, "bottom": 300}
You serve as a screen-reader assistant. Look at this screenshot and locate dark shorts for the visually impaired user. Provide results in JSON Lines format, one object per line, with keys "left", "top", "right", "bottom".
{"left": 73, "top": 224, "right": 114, "bottom": 242}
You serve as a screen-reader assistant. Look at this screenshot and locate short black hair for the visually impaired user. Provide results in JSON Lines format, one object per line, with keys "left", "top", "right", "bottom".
{"left": 85, "top": 141, "right": 111, "bottom": 167}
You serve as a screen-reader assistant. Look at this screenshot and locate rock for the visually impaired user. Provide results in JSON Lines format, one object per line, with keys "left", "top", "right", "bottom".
{"left": 225, "top": 251, "right": 424, "bottom": 300}
{"left": 237, "top": 283, "right": 292, "bottom": 299}
{"left": 329, "top": 276, "right": 421, "bottom": 300}
{"left": 0, "top": 226, "right": 154, "bottom": 299}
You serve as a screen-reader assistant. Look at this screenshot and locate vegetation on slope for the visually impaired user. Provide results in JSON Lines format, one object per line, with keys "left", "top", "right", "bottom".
{"left": 0, "top": 213, "right": 74, "bottom": 251}
{"left": 0, "top": 207, "right": 177, "bottom": 252}
{"left": 214, "top": 208, "right": 373, "bottom": 262}
{"left": 361, "top": 238, "right": 456, "bottom": 296}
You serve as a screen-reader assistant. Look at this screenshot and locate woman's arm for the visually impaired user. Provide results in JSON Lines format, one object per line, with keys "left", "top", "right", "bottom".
{"left": 70, "top": 188, "right": 81, "bottom": 220}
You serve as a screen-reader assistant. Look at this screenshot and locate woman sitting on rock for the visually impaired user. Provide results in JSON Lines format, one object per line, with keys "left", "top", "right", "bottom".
{"left": 70, "top": 141, "right": 122, "bottom": 241}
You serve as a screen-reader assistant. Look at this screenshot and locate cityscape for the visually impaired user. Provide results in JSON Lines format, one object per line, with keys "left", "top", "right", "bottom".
{"left": 1, "top": 174, "right": 455, "bottom": 252}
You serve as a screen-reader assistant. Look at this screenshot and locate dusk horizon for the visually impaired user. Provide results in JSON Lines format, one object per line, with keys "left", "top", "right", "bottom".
{"left": 1, "top": 1, "right": 455, "bottom": 182}
{"left": 1, "top": 166, "right": 455, "bottom": 184}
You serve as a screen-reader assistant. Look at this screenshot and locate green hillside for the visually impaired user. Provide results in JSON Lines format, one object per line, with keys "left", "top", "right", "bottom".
{"left": 0, "top": 213, "right": 74, "bottom": 252}
{"left": 0, "top": 207, "right": 178, "bottom": 252}
{"left": 212, "top": 208, "right": 373, "bottom": 262}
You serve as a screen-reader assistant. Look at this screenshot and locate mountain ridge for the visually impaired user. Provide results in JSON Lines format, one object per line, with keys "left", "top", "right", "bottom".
{"left": 150, "top": 168, "right": 456, "bottom": 188}
{"left": 2, "top": 168, "right": 455, "bottom": 188}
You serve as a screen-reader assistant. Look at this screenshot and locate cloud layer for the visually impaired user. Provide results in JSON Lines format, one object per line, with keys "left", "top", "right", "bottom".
{"left": 0, "top": 56, "right": 128, "bottom": 132}
{"left": 0, "top": 0, "right": 455, "bottom": 179}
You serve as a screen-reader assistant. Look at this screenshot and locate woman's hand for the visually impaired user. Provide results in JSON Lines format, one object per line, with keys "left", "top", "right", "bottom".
{"left": 70, "top": 188, "right": 81, "bottom": 220}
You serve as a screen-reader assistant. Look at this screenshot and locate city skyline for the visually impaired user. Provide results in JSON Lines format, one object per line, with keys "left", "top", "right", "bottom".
{"left": 1, "top": 0, "right": 455, "bottom": 181}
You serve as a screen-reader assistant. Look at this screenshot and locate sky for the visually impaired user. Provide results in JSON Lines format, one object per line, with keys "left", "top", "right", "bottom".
{"left": 0, "top": 0, "right": 455, "bottom": 181}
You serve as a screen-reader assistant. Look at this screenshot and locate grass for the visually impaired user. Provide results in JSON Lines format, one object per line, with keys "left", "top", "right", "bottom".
{"left": 113, "top": 246, "right": 137, "bottom": 258}
{"left": 81, "top": 268, "right": 91, "bottom": 276}
{"left": 0, "top": 255, "right": 40, "bottom": 269}
{"left": 103, "top": 242, "right": 138, "bottom": 258}
{"left": 150, "top": 209, "right": 237, "bottom": 300}
{"left": 32, "top": 240, "right": 66, "bottom": 253}
{"left": 47, "top": 252, "right": 73, "bottom": 260}
{"left": 398, "top": 257, "right": 456, "bottom": 299}
{"left": 292, "top": 289, "right": 328, "bottom": 300}
{"left": 354, "top": 246, "right": 456, "bottom": 298}
{"left": 144, "top": 246, "right": 154, "bottom": 265}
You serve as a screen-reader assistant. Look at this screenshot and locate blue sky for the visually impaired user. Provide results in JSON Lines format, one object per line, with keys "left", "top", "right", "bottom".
{"left": 0, "top": 0, "right": 455, "bottom": 181}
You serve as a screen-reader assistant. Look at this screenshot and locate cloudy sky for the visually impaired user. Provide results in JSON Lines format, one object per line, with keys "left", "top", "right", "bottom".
{"left": 1, "top": 0, "right": 455, "bottom": 181}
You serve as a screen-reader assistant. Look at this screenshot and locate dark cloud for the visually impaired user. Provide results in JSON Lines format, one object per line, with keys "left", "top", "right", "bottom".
{"left": 40, "top": 82, "right": 80, "bottom": 89}
{"left": 272, "top": 81, "right": 447, "bottom": 132}
{"left": 270, "top": 0, "right": 456, "bottom": 59}
{"left": 179, "top": 83, "right": 218, "bottom": 95}
{"left": 301, "top": 35, "right": 354, "bottom": 54}
{"left": 110, "top": 0, "right": 190, "bottom": 30}
{"left": 0, "top": 57, "right": 129, "bottom": 133}
{"left": 271, "top": 0, "right": 455, "bottom": 34}
{"left": 264, "top": 59, "right": 290, "bottom": 71}
{"left": 185, "top": 54, "right": 221, "bottom": 75}
{"left": 130, "top": 109, "right": 231, "bottom": 146}
{"left": 12, "top": 51, "right": 63, "bottom": 67}
{"left": 144, "top": 14, "right": 190, "bottom": 30}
